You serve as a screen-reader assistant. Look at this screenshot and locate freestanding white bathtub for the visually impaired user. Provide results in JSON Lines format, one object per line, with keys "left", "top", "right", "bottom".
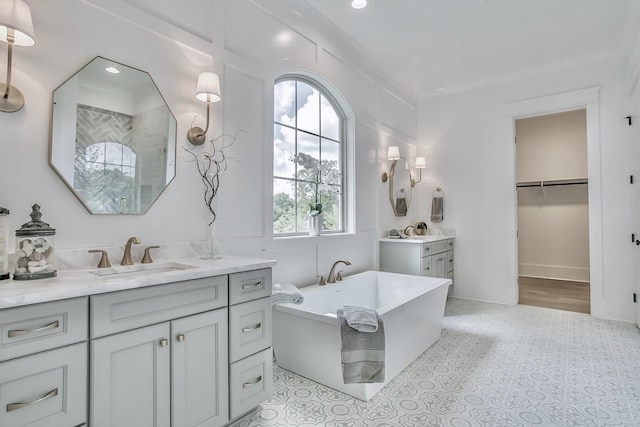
{"left": 272, "top": 270, "right": 451, "bottom": 401}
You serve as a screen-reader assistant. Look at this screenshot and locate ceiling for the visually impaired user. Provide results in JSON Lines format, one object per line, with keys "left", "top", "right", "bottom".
{"left": 303, "top": 0, "right": 640, "bottom": 97}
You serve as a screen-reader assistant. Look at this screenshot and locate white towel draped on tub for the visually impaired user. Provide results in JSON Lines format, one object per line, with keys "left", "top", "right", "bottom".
{"left": 337, "top": 305, "right": 385, "bottom": 384}
{"left": 271, "top": 283, "right": 304, "bottom": 305}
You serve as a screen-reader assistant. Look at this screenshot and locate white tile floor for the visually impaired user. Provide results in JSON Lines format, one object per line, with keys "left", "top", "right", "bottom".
{"left": 239, "top": 298, "right": 640, "bottom": 426}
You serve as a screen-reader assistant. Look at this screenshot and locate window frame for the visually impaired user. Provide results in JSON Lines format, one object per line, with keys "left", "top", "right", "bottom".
{"left": 272, "top": 74, "right": 348, "bottom": 237}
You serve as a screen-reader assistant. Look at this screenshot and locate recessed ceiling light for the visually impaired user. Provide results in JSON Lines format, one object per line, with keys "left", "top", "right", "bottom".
{"left": 105, "top": 66, "right": 120, "bottom": 74}
{"left": 351, "top": 0, "right": 367, "bottom": 9}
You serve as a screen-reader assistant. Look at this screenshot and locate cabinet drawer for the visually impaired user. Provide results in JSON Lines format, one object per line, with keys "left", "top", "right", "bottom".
{"left": 229, "top": 297, "right": 272, "bottom": 363}
{"left": 447, "top": 250, "right": 454, "bottom": 273}
{"left": 0, "top": 342, "right": 87, "bottom": 427}
{"left": 0, "top": 297, "right": 88, "bottom": 362}
{"left": 229, "top": 347, "right": 273, "bottom": 419}
{"left": 421, "top": 243, "right": 432, "bottom": 257}
{"left": 90, "top": 276, "right": 228, "bottom": 338}
{"left": 446, "top": 238, "right": 454, "bottom": 250}
{"left": 430, "top": 239, "right": 449, "bottom": 255}
{"left": 229, "top": 269, "right": 272, "bottom": 305}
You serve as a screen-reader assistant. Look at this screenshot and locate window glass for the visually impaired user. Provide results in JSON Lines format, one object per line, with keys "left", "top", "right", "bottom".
{"left": 273, "top": 76, "right": 345, "bottom": 235}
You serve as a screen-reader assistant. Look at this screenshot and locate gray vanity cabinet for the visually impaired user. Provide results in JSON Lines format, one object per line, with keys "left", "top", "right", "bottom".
{"left": 379, "top": 238, "right": 454, "bottom": 283}
{"left": 89, "top": 276, "right": 229, "bottom": 427}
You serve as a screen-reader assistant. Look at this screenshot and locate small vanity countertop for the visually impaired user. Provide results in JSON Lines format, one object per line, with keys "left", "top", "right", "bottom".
{"left": 379, "top": 235, "right": 453, "bottom": 244}
{"left": 0, "top": 255, "right": 276, "bottom": 309}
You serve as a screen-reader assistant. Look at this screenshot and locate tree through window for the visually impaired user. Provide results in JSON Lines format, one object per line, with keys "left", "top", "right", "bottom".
{"left": 273, "top": 76, "right": 345, "bottom": 235}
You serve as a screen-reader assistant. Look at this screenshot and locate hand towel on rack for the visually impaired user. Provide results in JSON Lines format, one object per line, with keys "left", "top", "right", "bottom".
{"left": 337, "top": 307, "right": 385, "bottom": 384}
{"left": 431, "top": 187, "right": 444, "bottom": 222}
{"left": 271, "top": 283, "right": 304, "bottom": 305}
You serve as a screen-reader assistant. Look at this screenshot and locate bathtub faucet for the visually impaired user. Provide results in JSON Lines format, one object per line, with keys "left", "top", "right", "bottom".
{"left": 328, "top": 260, "right": 351, "bottom": 283}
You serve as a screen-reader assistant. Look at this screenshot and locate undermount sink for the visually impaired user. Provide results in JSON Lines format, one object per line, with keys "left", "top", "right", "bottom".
{"left": 90, "top": 262, "right": 197, "bottom": 277}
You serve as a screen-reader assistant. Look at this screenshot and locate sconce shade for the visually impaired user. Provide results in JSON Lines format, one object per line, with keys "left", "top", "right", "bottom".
{"left": 415, "top": 156, "right": 426, "bottom": 169}
{"left": 195, "top": 71, "right": 221, "bottom": 103}
{"left": 387, "top": 146, "right": 400, "bottom": 160}
{"left": 0, "top": 0, "right": 35, "bottom": 46}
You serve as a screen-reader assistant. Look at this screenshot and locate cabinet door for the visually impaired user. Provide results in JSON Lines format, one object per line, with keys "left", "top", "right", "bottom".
{"left": 432, "top": 254, "right": 447, "bottom": 278}
{"left": 0, "top": 342, "right": 87, "bottom": 427}
{"left": 90, "top": 323, "right": 170, "bottom": 427}
{"left": 172, "top": 309, "right": 229, "bottom": 427}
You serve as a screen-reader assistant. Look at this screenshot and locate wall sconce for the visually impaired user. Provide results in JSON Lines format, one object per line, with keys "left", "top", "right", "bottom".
{"left": 381, "top": 146, "right": 425, "bottom": 188}
{"left": 187, "top": 71, "right": 221, "bottom": 146}
{"left": 381, "top": 145, "right": 426, "bottom": 216}
{"left": 0, "top": 0, "right": 35, "bottom": 113}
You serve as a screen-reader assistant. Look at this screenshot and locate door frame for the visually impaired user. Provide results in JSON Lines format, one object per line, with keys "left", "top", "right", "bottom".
{"left": 504, "top": 87, "right": 602, "bottom": 315}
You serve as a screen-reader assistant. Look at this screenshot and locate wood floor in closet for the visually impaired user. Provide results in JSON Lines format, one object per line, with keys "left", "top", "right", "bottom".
{"left": 518, "top": 276, "right": 590, "bottom": 314}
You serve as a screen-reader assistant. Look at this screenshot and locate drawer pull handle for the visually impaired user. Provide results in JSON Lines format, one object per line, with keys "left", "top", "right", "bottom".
{"left": 242, "top": 281, "right": 263, "bottom": 290}
{"left": 242, "top": 323, "right": 262, "bottom": 333}
{"left": 243, "top": 376, "right": 262, "bottom": 388}
{"left": 159, "top": 338, "right": 168, "bottom": 347}
{"left": 7, "top": 388, "right": 58, "bottom": 412}
{"left": 8, "top": 320, "right": 59, "bottom": 338}
{"left": 438, "top": 258, "right": 444, "bottom": 261}
{"left": 177, "top": 334, "right": 185, "bottom": 342}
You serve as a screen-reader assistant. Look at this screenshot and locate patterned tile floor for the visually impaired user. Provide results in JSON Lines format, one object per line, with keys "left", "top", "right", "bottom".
{"left": 238, "top": 298, "right": 640, "bottom": 426}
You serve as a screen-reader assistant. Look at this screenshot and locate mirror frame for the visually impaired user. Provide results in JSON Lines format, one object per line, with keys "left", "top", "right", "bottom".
{"left": 385, "top": 158, "right": 413, "bottom": 216}
{"left": 48, "top": 56, "right": 177, "bottom": 215}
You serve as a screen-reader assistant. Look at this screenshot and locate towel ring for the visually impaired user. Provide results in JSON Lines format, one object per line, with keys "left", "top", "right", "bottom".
{"left": 433, "top": 187, "right": 444, "bottom": 197}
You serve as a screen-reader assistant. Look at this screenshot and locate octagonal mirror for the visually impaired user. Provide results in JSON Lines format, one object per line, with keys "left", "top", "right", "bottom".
{"left": 49, "top": 57, "right": 177, "bottom": 214}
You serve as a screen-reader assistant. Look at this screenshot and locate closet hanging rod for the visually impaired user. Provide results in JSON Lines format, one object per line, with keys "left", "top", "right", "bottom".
{"left": 516, "top": 178, "right": 588, "bottom": 188}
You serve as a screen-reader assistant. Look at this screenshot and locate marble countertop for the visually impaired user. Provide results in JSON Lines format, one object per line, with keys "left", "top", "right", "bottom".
{"left": 379, "top": 235, "right": 453, "bottom": 244}
{"left": 0, "top": 255, "right": 276, "bottom": 309}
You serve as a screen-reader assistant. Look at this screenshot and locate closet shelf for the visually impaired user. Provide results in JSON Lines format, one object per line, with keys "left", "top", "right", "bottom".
{"left": 516, "top": 178, "right": 588, "bottom": 188}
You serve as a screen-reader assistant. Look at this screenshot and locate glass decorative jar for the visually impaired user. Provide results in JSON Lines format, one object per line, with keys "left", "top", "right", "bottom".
{"left": 14, "top": 204, "right": 57, "bottom": 280}
{"left": 0, "top": 206, "right": 9, "bottom": 280}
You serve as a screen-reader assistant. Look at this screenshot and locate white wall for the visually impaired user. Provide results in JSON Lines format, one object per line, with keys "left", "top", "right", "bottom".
{"left": 418, "top": 54, "right": 635, "bottom": 322}
{"left": 0, "top": 0, "right": 417, "bottom": 288}
{"left": 628, "top": 28, "right": 640, "bottom": 327}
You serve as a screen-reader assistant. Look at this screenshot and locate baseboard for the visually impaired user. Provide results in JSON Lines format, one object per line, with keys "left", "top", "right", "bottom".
{"left": 518, "top": 263, "right": 590, "bottom": 282}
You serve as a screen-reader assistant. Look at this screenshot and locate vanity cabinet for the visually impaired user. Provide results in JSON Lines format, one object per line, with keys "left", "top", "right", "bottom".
{"left": 90, "top": 276, "right": 229, "bottom": 427}
{"left": 0, "top": 297, "right": 88, "bottom": 427}
{"left": 0, "top": 262, "right": 274, "bottom": 427}
{"left": 379, "top": 238, "right": 454, "bottom": 283}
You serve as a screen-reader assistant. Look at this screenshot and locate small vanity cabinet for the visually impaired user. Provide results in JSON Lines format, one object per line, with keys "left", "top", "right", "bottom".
{"left": 379, "top": 237, "right": 454, "bottom": 283}
{"left": 0, "top": 297, "right": 88, "bottom": 427}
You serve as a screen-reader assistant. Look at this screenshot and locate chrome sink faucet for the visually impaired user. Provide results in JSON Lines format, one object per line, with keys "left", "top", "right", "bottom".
{"left": 120, "top": 237, "right": 141, "bottom": 265}
{"left": 328, "top": 260, "right": 351, "bottom": 283}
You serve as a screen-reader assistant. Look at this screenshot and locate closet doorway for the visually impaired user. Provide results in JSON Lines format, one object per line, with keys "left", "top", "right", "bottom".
{"left": 515, "top": 109, "right": 590, "bottom": 314}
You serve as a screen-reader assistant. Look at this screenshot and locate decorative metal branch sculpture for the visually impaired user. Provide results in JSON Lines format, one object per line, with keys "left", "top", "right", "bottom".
{"left": 183, "top": 131, "right": 242, "bottom": 226}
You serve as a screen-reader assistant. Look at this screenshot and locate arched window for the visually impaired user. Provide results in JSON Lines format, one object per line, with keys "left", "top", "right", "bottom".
{"left": 273, "top": 76, "right": 346, "bottom": 235}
